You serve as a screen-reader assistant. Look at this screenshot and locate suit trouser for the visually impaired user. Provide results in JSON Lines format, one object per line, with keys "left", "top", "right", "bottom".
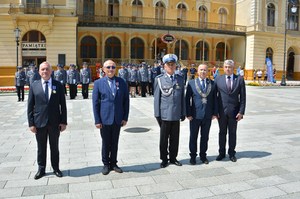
{"left": 100, "top": 123, "right": 121, "bottom": 166}
{"left": 81, "top": 83, "right": 89, "bottom": 99}
{"left": 160, "top": 120, "right": 180, "bottom": 162}
{"left": 36, "top": 124, "right": 60, "bottom": 171}
{"left": 189, "top": 118, "right": 212, "bottom": 159}
{"left": 140, "top": 82, "right": 147, "bottom": 97}
{"left": 16, "top": 86, "right": 24, "bottom": 100}
{"left": 217, "top": 114, "right": 237, "bottom": 157}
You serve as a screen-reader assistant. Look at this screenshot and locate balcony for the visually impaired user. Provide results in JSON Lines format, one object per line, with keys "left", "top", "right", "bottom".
{"left": 9, "top": 3, "right": 55, "bottom": 15}
{"left": 78, "top": 15, "right": 246, "bottom": 36}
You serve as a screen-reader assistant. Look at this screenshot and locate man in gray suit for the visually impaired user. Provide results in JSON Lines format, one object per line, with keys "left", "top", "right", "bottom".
{"left": 215, "top": 60, "right": 246, "bottom": 162}
{"left": 154, "top": 54, "right": 186, "bottom": 168}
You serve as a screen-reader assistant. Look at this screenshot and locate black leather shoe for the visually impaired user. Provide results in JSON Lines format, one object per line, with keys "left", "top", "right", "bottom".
{"left": 216, "top": 154, "right": 225, "bottom": 161}
{"left": 170, "top": 159, "right": 182, "bottom": 166}
{"left": 53, "top": 170, "right": 63, "bottom": 177}
{"left": 229, "top": 156, "right": 237, "bottom": 162}
{"left": 34, "top": 170, "right": 45, "bottom": 180}
{"left": 160, "top": 161, "right": 168, "bottom": 168}
{"left": 201, "top": 158, "right": 209, "bottom": 164}
{"left": 190, "top": 158, "right": 196, "bottom": 165}
{"left": 112, "top": 165, "right": 123, "bottom": 173}
{"left": 102, "top": 165, "right": 110, "bottom": 175}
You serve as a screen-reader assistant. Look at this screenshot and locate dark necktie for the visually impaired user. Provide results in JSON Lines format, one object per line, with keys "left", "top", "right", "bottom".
{"left": 201, "top": 79, "right": 205, "bottom": 92}
{"left": 170, "top": 75, "right": 174, "bottom": 82}
{"left": 227, "top": 76, "right": 231, "bottom": 92}
{"left": 45, "top": 81, "right": 49, "bottom": 102}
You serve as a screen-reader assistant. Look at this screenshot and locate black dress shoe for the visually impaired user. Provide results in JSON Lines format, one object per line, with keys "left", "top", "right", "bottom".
{"left": 201, "top": 158, "right": 209, "bottom": 164}
{"left": 229, "top": 156, "right": 237, "bottom": 162}
{"left": 160, "top": 161, "right": 168, "bottom": 168}
{"left": 102, "top": 165, "right": 110, "bottom": 175}
{"left": 190, "top": 158, "right": 196, "bottom": 165}
{"left": 112, "top": 165, "right": 123, "bottom": 173}
{"left": 53, "top": 170, "right": 63, "bottom": 177}
{"left": 216, "top": 154, "right": 225, "bottom": 161}
{"left": 170, "top": 159, "right": 182, "bottom": 166}
{"left": 34, "top": 170, "right": 45, "bottom": 180}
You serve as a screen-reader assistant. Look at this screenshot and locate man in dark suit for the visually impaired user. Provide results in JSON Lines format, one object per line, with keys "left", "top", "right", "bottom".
{"left": 154, "top": 54, "right": 186, "bottom": 168}
{"left": 27, "top": 61, "right": 67, "bottom": 180}
{"left": 215, "top": 60, "right": 246, "bottom": 162}
{"left": 185, "top": 64, "right": 218, "bottom": 165}
{"left": 92, "top": 60, "right": 130, "bottom": 175}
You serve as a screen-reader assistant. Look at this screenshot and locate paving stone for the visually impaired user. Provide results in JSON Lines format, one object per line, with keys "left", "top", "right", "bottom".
{"left": 0, "top": 187, "right": 23, "bottom": 198}
{"left": 249, "top": 166, "right": 290, "bottom": 178}
{"left": 5, "top": 178, "right": 48, "bottom": 188}
{"left": 22, "top": 184, "right": 69, "bottom": 196}
{"left": 276, "top": 181, "right": 300, "bottom": 193}
{"left": 45, "top": 191, "right": 92, "bottom": 199}
{"left": 137, "top": 182, "right": 183, "bottom": 195}
{"left": 245, "top": 175, "right": 288, "bottom": 188}
{"left": 0, "top": 181, "right": 6, "bottom": 189}
{"left": 239, "top": 186, "right": 287, "bottom": 199}
{"left": 112, "top": 176, "right": 155, "bottom": 188}
{"left": 165, "top": 187, "right": 214, "bottom": 199}
{"left": 69, "top": 180, "right": 112, "bottom": 192}
{"left": 92, "top": 187, "right": 140, "bottom": 198}
{"left": 207, "top": 181, "right": 253, "bottom": 195}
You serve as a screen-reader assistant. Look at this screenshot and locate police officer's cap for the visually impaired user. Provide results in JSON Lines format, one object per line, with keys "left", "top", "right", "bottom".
{"left": 17, "top": 66, "right": 23, "bottom": 69}
{"left": 70, "top": 64, "right": 75, "bottom": 67}
{"left": 57, "top": 64, "right": 64, "bottom": 68}
{"left": 83, "top": 62, "right": 88, "bottom": 66}
{"left": 163, "top": 54, "right": 178, "bottom": 64}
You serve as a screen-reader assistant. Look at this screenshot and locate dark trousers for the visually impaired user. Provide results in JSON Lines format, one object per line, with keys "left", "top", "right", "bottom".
{"left": 69, "top": 84, "right": 77, "bottom": 99}
{"left": 36, "top": 124, "right": 60, "bottom": 171}
{"left": 63, "top": 83, "right": 67, "bottom": 95}
{"left": 141, "top": 82, "right": 147, "bottom": 97}
{"left": 100, "top": 123, "right": 121, "bottom": 166}
{"left": 148, "top": 82, "right": 153, "bottom": 95}
{"left": 189, "top": 118, "right": 212, "bottom": 159}
{"left": 218, "top": 115, "right": 238, "bottom": 157}
{"left": 16, "top": 86, "right": 24, "bottom": 101}
{"left": 160, "top": 120, "right": 180, "bottom": 162}
{"left": 82, "top": 83, "right": 89, "bottom": 99}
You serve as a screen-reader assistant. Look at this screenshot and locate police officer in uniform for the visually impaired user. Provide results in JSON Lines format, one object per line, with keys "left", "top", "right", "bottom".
{"left": 128, "top": 64, "right": 139, "bottom": 97}
{"left": 190, "top": 64, "right": 197, "bottom": 79}
{"left": 118, "top": 62, "right": 129, "bottom": 86}
{"left": 138, "top": 62, "right": 149, "bottom": 97}
{"left": 80, "top": 62, "right": 92, "bottom": 99}
{"left": 26, "top": 64, "right": 40, "bottom": 87}
{"left": 15, "top": 66, "right": 26, "bottom": 102}
{"left": 154, "top": 54, "right": 186, "bottom": 168}
{"left": 54, "top": 64, "right": 67, "bottom": 95}
{"left": 67, "top": 64, "right": 79, "bottom": 99}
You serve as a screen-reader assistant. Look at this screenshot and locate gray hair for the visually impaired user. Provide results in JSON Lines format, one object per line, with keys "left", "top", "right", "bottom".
{"left": 224, "top": 59, "right": 234, "bottom": 67}
{"left": 39, "top": 61, "right": 52, "bottom": 70}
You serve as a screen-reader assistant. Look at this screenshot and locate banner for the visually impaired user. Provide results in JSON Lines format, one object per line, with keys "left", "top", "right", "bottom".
{"left": 266, "top": 58, "right": 274, "bottom": 83}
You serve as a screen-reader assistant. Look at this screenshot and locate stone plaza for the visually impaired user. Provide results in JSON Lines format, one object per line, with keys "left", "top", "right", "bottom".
{"left": 0, "top": 86, "right": 300, "bottom": 198}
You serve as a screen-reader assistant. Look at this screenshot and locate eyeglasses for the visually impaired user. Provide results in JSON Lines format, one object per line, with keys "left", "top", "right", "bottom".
{"left": 105, "top": 65, "right": 116, "bottom": 69}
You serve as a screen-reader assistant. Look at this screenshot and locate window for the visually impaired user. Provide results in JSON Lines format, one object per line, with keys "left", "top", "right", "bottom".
{"left": 196, "top": 41, "right": 209, "bottom": 61}
{"left": 216, "top": 42, "right": 227, "bottom": 61}
{"left": 108, "top": 0, "right": 119, "bottom": 21}
{"left": 83, "top": 0, "right": 94, "bottom": 16}
{"left": 105, "top": 37, "right": 121, "bottom": 58}
{"left": 288, "top": 1, "right": 299, "bottom": 30}
{"left": 218, "top": 8, "right": 227, "bottom": 27}
{"left": 175, "top": 40, "right": 189, "bottom": 60}
{"left": 267, "top": 3, "right": 275, "bottom": 26}
{"left": 130, "top": 37, "right": 144, "bottom": 59}
{"left": 177, "top": 3, "right": 187, "bottom": 25}
{"left": 199, "top": 6, "right": 207, "bottom": 28}
{"left": 266, "top": 47, "right": 273, "bottom": 63}
{"left": 81, "top": 36, "right": 97, "bottom": 58}
{"left": 132, "top": 0, "right": 143, "bottom": 22}
{"left": 155, "top": 1, "right": 165, "bottom": 24}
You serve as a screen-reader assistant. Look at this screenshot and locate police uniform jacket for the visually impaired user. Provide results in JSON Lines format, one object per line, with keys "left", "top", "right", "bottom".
{"left": 128, "top": 68, "right": 138, "bottom": 83}
{"left": 54, "top": 69, "right": 67, "bottom": 84}
{"left": 80, "top": 68, "right": 92, "bottom": 84}
{"left": 67, "top": 69, "right": 79, "bottom": 85}
{"left": 15, "top": 71, "right": 26, "bottom": 86}
{"left": 138, "top": 66, "right": 149, "bottom": 82}
{"left": 26, "top": 70, "right": 40, "bottom": 86}
{"left": 154, "top": 74, "right": 186, "bottom": 121}
{"left": 118, "top": 68, "right": 129, "bottom": 82}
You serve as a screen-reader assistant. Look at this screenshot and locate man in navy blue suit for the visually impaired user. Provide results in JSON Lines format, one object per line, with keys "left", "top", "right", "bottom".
{"left": 185, "top": 64, "right": 218, "bottom": 165}
{"left": 27, "top": 61, "right": 67, "bottom": 180}
{"left": 92, "top": 60, "right": 130, "bottom": 175}
{"left": 215, "top": 60, "right": 246, "bottom": 162}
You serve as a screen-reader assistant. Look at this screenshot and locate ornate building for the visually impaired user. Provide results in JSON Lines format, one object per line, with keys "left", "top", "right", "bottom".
{"left": 0, "top": 0, "right": 299, "bottom": 86}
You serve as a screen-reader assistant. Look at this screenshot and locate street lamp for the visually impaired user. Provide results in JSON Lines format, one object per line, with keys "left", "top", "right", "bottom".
{"left": 281, "top": 0, "right": 297, "bottom": 86}
{"left": 14, "top": 27, "right": 21, "bottom": 71}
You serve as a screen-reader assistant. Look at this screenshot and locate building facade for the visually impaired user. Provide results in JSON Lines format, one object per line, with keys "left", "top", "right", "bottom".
{"left": 0, "top": 0, "right": 299, "bottom": 86}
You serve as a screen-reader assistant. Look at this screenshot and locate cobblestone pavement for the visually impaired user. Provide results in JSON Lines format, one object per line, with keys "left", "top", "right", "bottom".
{"left": 0, "top": 86, "right": 300, "bottom": 199}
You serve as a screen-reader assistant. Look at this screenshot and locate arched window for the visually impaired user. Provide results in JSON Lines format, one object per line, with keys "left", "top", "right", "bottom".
{"left": 199, "top": 6, "right": 207, "bottom": 28}
{"left": 288, "top": 1, "right": 299, "bottom": 30}
{"left": 155, "top": 1, "right": 165, "bottom": 24}
{"left": 108, "top": 0, "right": 119, "bottom": 21}
{"left": 196, "top": 41, "right": 209, "bottom": 61}
{"left": 105, "top": 37, "right": 121, "bottom": 58}
{"left": 132, "top": 0, "right": 143, "bottom": 22}
{"left": 83, "top": 0, "right": 94, "bottom": 16}
{"left": 216, "top": 42, "right": 228, "bottom": 61}
{"left": 81, "top": 36, "right": 97, "bottom": 58}
{"left": 131, "top": 37, "right": 144, "bottom": 59}
{"left": 218, "top": 8, "right": 227, "bottom": 26}
{"left": 266, "top": 47, "right": 273, "bottom": 63}
{"left": 175, "top": 40, "right": 189, "bottom": 60}
{"left": 177, "top": 3, "right": 187, "bottom": 25}
{"left": 267, "top": 3, "right": 275, "bottom": 26}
